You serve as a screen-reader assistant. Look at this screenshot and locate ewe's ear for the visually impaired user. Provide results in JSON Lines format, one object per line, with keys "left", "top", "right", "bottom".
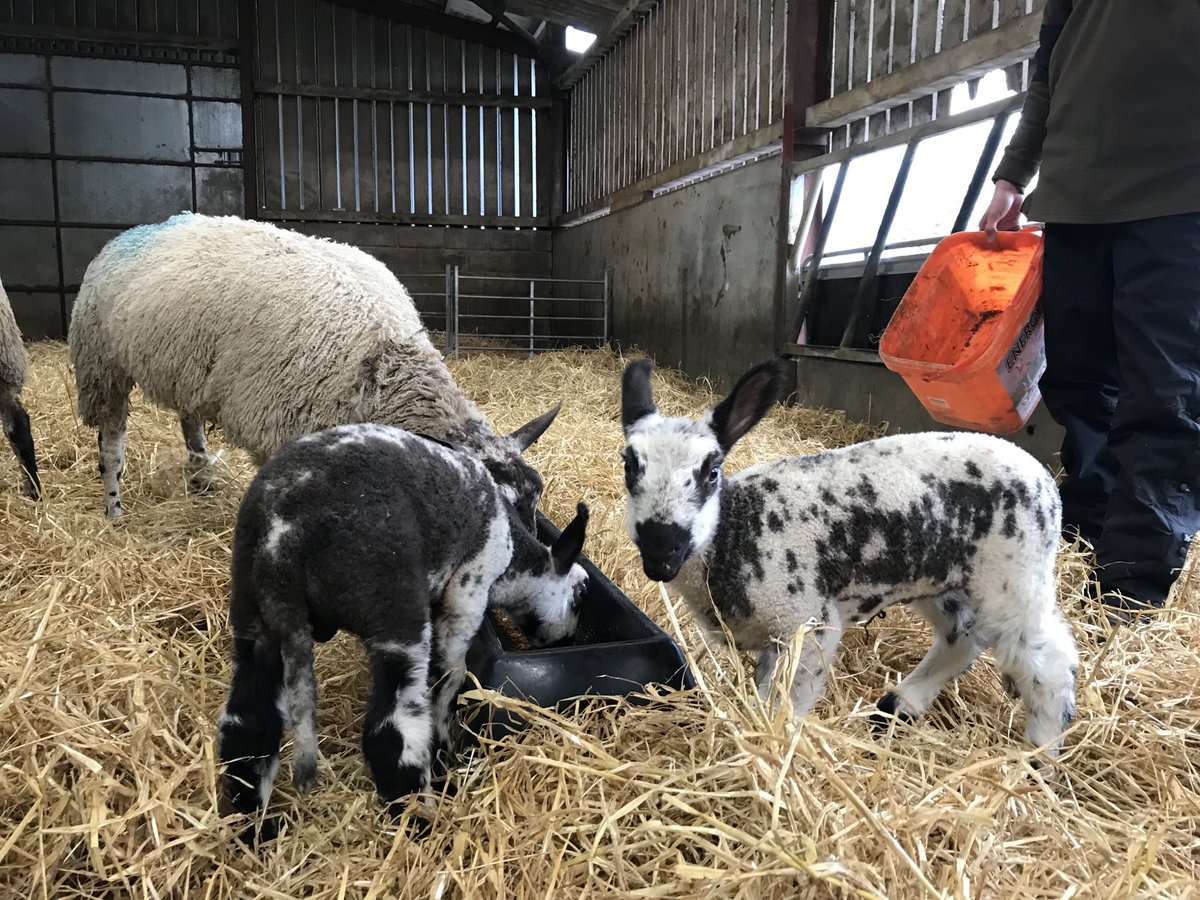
{"left": 709, "top": 360, "right": 787, "bottom": 452}
{"left": 509, "top": 403, "right": 561, "bottom": 451}
{"left": 621, "top": 359, "right": 657, "bottom": 433}
{"left": 551, "top": 502, "right": 589, "bottom": 576}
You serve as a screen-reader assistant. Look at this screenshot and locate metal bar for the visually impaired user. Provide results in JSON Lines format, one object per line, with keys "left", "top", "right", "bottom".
{"left": 456, "top": 293, "right": 606, "bottom": 304}
{"left": 838, "top": 137, "right": 919, "bottom": 349}
{"left": 453, "top": 264, "right": 460, "bottom": 357}
{"left": 239, "top": 0, "right": 260, "bottom": 218}
{"left": 528, "top": 278, "right": 535, "bottom": 358}
{"left": 788, "top": 166, "right": 825, "bottom": 273}
{"left": 952, "top": 110, "right": 1011, "bottom": 233}
{"left": 455, "top": 333, "right": 608, "bottom": 343}
{"left": 255, "top": 79, "right": 551, "bottom": 109}
{"left": 0, "top": 150, "right": 221, "bottom": 167}
{"left": 444, "top": 263, "right": 453, "bottom": 355}
{"left": 454, "top": 313, "right": 607, "bottom": 323}
{"left": 602, "top": 269, "right": 609, "bottom": 345}
{"left": 455, "top": 274, "right": 607, "bottom": 284}
{"left": 791, "top": 158, "right": 849, "bottom": 341}
{"left": 779, "top": 342, "right": 883, "bottom": 364}
{"left": 793, "top": 92, "right": 1026, "bottom": 175}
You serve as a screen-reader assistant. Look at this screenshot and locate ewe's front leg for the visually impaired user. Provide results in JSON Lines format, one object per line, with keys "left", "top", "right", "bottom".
{"left": 755, "top": 613, "right": 844, "bottom": 717}
{"left": 181, "top": 413, "right": 222, "bottom": 489}
{"left": 872, "top": 593, "right": 982, "bottom": 731}
{"left": 1, "top": 399, "right": 40, "bottom": 499}
{"left": 98, "top": 416, "right": 128, "bottom": 518}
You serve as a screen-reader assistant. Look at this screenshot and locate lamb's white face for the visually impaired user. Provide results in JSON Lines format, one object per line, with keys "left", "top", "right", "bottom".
{"left": 623, "top": 412, "right": 724, "bottom": 582}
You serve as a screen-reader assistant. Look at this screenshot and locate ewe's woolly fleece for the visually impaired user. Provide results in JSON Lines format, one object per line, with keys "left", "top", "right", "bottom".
{"left": 0, "top": 276, "right": 28, "bottom": 398}
{"left": 70, "top": 214, "right": 493, "bottom": 461}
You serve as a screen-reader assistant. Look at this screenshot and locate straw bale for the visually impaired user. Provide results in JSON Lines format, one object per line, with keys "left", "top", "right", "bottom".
{"left": 0, "top": 342, "right": 1197, "bottom": 899}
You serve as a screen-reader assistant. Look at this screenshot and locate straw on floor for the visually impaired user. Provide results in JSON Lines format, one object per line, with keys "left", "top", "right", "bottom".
{"left": 0, "top": 343, "right": 1196, "bottom": 899}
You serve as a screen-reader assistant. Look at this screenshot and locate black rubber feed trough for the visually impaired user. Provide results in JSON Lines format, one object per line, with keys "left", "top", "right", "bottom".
{"left": 463, "top": 512, "right": 695, "bottom": 738}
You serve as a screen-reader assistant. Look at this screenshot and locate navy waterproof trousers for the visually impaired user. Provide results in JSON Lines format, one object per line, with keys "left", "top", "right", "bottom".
{"left": 1040, "top": 213, "right": 1200, "bottom": 607}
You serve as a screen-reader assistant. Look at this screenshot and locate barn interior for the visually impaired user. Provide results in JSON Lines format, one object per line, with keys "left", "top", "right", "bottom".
{"left": 1, "top": 2, "right": 1198, "bottom": 897}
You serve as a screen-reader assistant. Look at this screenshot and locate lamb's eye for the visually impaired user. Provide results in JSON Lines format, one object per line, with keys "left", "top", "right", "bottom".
{"left": 623, "top": 453, "right": 638, "bottom": 475}
{"left": 708, "top": 466, "right": 720, "bottom": 484}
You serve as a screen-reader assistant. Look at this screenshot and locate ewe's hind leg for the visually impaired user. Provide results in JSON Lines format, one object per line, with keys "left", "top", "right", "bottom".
{"left": 218, "top": 631, "right": 286, "bottom": 816}
{"left": 181, "top": 413, "right": 220, "bottom": 489}
{"left": 873, "top": 593, "right": 983, "bottom": 731}
{"left": 0, "top": 398, "right": 40, "bottom": 499}
{"left": 756, "top": 613, "right": 845, "bottom": 716}
{"left": 363, "top": 623, "right": 435, "bottom": 812}
{"left": 992, "top": 610, "right": 1078, "bottom": 759}
{"left": 279, "top": 630, "right": 319, "bottom": 793}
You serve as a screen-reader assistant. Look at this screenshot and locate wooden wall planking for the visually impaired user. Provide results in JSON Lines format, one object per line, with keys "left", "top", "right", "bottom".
{"left": 252, "top": 0, "right": 548, "bottom": 226}
{"left": 565, "top": 0, "right": 789, "bottom": 213}
{"left": 819, "top": 0, "right": 1045, "bottom": 148}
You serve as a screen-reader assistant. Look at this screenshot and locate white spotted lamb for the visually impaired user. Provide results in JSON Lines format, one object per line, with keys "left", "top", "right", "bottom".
{"left": 68, "top": 213, "right": 559, "bottom": 521}
{"left": 218, "top": 423, "right": 589, "bottom": 838}
{"left": 620, "top": 359, "right": 1078, "bottom": 759}
{"left": 0, "top": 276, "right": 40, "bottom": 499}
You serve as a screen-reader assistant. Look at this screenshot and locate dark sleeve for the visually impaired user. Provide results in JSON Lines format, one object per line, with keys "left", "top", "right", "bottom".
{"left": 992, "top": 0, "right": 1073, "bottom": 190}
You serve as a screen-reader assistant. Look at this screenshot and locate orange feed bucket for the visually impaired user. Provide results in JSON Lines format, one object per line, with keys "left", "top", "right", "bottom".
{"left": 879, "top": 227, "right": 1046, "bottom": 435}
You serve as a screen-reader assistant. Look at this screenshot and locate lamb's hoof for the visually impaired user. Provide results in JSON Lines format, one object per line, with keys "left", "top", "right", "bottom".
{"left": 869, "top": 692, "right": 914, "bottom": 735}
{"left": 236, "top": 815, "right": 279, "bottom": 846}
{"left": 105, "top": 503, "right": 124, "bottom": 518}
{"left": 292, "top": 760, "right": 318, "bottom": 794}
{"left": 20, "top": 480, "right": 40, "bottom": 501}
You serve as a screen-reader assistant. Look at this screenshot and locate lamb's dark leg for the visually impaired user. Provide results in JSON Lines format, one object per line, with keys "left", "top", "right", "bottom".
{"left": 872, "top": 592, "right": 982, "bottom": 732}
{"left": 362, "top": 621, "right": 435, "bottom": 815}
{"left": 0, "top": 397, "right": 39, "bottom": 499}
{"left": 279, "top": 629, "right": 319, "bottom": 793}
{"left": 428, "top": 577, "right": 491, "bottom": 772}
{"left": 218, "top": 630, "right": 286, "bottom": 818}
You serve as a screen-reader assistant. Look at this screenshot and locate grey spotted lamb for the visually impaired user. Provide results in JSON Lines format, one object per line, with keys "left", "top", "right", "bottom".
{"left": 0, "top": 276, "right": 39, "bottom": 499}
{"left": 620, "top": 359, "right": 1078, "bottom": 759}
{"left": 218, "top": 423, "right": 589, "bottom": 835}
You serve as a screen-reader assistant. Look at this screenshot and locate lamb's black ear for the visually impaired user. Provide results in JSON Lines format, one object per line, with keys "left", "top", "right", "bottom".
{"left": 709, "top": 360, "right": 787, "bottom": 452}
{"left": 621, "top": 359, "right": 657, "bottom": 433}
{"left": 509, "top": 403, "right": 561, "bottom": 451}
{"left": 551, "top": 502, "right": 589, "bottom": 576}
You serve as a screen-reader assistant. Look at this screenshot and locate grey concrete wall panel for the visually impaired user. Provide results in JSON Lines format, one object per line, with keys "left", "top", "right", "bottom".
{"left": 552, "top": 158, "right": 783, "bottom": 392}
{"left": 0, "top": 88, "right": 50, "bottom": 153}
{"left": 790, "top": 355, "right": 1065, "bottom": 468}
{"left": 5, "top": 290, "right": 61, "bottom": 340}
{"left": 60, "top": 227, "right": 122, "bottom": 286}
{"left": 192, "top": 66, "right": 240, "bottom": 99}
{"left": 57, "top": 161, "right": 191, "bottom": 224}
{"left": 54, "top": 93, "right": 190, "bottom": 161}
{"left": 0, "top": 54, "right": 46, "bottom": 87}
{"left": 193, "top": 100, "right": 242, "bottom": 149}
{"left": 0, "top": 158, "right": 54, "bottom": 219}
{"left": 196, "top": 167, "right": 244, "bottom": 215}
{"left": 0, "top": 225, "right": 58, "bottom": 287}
{"left": 51, "top": 58, "right": 188, "bottom": 95}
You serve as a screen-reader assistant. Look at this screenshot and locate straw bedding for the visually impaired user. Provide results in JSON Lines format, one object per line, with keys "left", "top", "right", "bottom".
{"left": 0, "top": 342, "right": 1197, "bottom": 899}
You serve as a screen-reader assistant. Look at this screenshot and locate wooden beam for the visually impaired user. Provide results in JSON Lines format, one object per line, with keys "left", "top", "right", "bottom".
{"left": 556, "top": 121, "right": 783, "bottom": 225}
{"left": 328, "top": 0, "right": 541, "bottom": 59}
{"left": 255, "top": 80, "right": 552, "bottom": 108}
{"left": 805, "top": 12, "right": 1040, "bottom": 128}
{"left": 0, "top": 21, "right": 238, "bottom": 51}
{"left": 794, "top": 92, "right": 1026, "bottom": 175}
{"left": 470, "top": 0, "right": 543, "bottom": 52}
{"left": 553, "top": 0, "right": 657, "bottom": 90}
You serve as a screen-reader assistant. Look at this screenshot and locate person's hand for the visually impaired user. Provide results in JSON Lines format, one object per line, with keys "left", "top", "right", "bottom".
{"left": 979, "top": 180, "right": 1023, "bottom": 240}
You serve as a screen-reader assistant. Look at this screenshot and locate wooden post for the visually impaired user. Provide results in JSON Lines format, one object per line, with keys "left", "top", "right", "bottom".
{"left": 238, "top": 0, "right": 260, "bottom": 219}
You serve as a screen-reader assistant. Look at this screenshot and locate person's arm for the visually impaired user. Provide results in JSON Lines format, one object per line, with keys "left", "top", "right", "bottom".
{"left": 980, "top": 0, "right": 1073, "bottom": 235}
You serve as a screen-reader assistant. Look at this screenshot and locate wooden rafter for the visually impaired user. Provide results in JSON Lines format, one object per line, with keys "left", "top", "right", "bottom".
{"left": 553, "top": 0, "right": 657, "bottom": 89}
